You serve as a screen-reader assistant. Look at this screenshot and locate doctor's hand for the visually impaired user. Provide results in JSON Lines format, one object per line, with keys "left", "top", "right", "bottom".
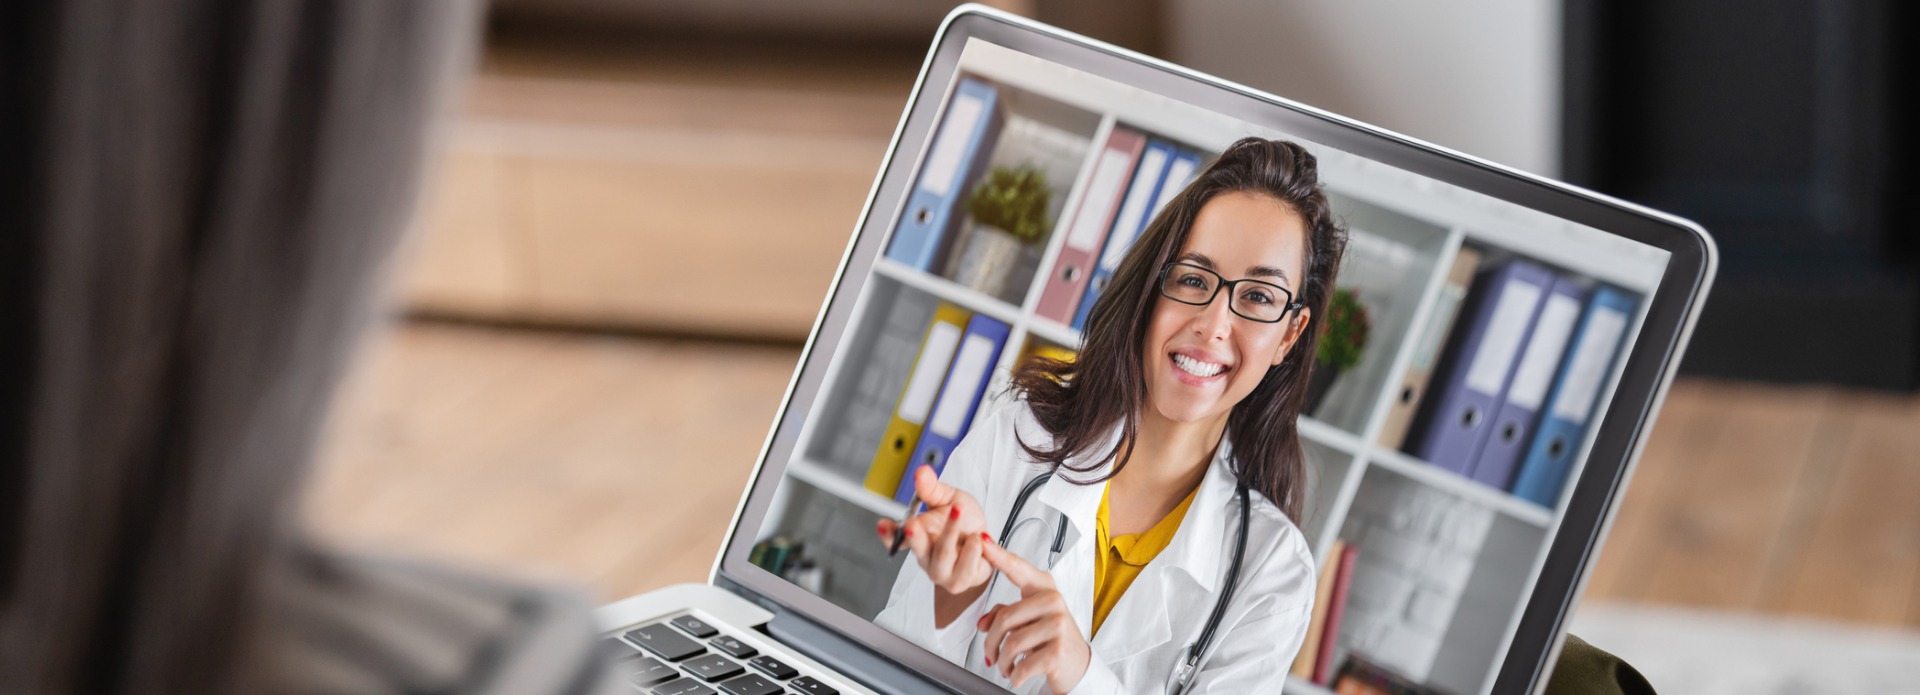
{"left": 876, "top": 465, "right": 994, "bottom": 605}
{"left": 978, "top": 537, "right": 1091, "bottom": 695}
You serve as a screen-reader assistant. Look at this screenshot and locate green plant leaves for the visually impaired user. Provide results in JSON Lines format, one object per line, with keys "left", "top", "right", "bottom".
{"left": 965, "top": 164, "right": 1052, "bottom": 245}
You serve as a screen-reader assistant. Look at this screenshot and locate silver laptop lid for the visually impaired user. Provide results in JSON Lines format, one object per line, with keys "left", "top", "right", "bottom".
{"left": 708, "top": 6, "right": 1714, "bottom": 694}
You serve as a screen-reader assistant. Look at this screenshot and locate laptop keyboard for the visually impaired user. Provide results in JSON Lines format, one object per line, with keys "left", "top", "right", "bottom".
{"left": 606, "top": 614, "right": 841, "bottom": 695}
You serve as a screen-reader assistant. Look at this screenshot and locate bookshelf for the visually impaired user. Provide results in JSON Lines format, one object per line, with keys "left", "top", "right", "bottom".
{"left": 755, "top": 40, "right": 1661, "bottom": 695}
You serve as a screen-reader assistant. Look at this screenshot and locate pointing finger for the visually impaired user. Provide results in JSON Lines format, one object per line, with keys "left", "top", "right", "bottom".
{"left": 980, "top": 535, "right": 1053, "bottom": 593}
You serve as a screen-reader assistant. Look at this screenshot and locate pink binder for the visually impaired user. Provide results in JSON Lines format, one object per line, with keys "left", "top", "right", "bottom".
{"left": 1034, "top": 126, "right": 1145, "bottom": 326}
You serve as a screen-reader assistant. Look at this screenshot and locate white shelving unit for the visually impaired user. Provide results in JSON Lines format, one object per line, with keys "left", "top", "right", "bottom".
{"left": 756, "top": 39, "right": 1664, "bottom": 694}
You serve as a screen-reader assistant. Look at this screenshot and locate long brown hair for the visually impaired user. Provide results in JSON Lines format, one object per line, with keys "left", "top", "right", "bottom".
{"left": 1011, "top": 137, "right": 1347, "bottom": 521}
{"left": 0, "top": 0, "right": 474, "bottom": 692}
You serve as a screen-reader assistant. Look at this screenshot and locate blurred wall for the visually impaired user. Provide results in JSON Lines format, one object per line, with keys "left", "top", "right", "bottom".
{"left": 1166, "top": 0, "right": 1562, "bottom": 178}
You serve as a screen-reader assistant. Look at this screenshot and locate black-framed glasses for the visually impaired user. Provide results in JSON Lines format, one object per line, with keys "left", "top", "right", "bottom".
{"left": 1157, "top": 262, "right": 1302, "bottom": 324}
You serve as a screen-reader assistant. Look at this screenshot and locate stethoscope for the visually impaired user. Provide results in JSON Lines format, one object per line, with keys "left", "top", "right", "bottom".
{"left": 977, "top": 471, "right": 1251, "bottom": 695}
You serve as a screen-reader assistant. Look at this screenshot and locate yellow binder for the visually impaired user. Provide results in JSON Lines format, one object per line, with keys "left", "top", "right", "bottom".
{"left": 864, "top": 302, "right": 972, "bottom": 496}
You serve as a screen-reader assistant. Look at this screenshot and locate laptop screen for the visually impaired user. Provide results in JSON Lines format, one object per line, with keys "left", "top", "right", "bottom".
{"left": 745, "top": 34, "right": 1673, "bottom": 695}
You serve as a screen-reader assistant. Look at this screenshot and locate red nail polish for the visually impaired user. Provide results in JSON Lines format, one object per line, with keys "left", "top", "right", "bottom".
{"left": 985, "top": 658, "right": 993, "bottom": 667}
{"left": 980, "top": 532, "right": 992, "bottom": 544}
{"left": 903, "top": 528, "right": 913, "bottom": 538}
{"left": 949, "top": 506, "right": 960, "bottom": 520}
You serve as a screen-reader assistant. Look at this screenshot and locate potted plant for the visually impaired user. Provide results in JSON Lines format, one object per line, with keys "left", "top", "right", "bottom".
{"left": 948, "top": 164, "right": 1052, "bottom": 300}
{"left": 1307, "top": 288, "right": 1371, "bottom": 415}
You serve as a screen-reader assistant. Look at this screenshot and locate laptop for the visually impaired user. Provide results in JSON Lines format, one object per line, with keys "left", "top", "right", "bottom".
{"left": 594, "top": 6, "right": 1716, "bottom": 695}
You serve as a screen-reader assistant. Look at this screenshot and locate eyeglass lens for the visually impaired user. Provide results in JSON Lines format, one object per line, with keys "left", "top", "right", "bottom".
{"left": 1159, "top": 264, "right": 1292, "bottom": 323}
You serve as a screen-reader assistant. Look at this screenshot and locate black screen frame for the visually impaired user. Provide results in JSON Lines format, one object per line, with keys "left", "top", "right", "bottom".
{"left": 709, "top": 7, "right": 1716, "bottom": 694}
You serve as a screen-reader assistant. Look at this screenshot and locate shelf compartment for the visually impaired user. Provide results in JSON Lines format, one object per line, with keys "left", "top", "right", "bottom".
{"left": 1325, "top": 464, "right": 1549, "bottom": 693}
{"left": 796, "top": 277, "right": 939, "bottom": 479}
{"left": 760, "top": 480, "right": 910, "bottom": 622}
{"left": 1307, "top": 191, "right": 1454, "bottom": 439}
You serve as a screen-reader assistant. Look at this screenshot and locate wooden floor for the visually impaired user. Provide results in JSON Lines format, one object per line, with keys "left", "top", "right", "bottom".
{"left": 306, "top": 321, "right": 1920, "bottom": 629}
{"left": 306, "top": 322, "right": 802, "bottom": 599}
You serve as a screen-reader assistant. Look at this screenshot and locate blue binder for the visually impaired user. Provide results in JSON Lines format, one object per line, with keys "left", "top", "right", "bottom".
{"left": 886, "top": 77, "right": 1004, "bottom": 272}
{"left": 1409, "top": 259, "right": 1556, "bottom": 476}
{"left": 1149, "top": 147, "right": 1202, "bottom": 218}
{"left": 894, "top": 314, "right": 1010, "bottom": 503}
{"left": 1510, "top": 286, "right": 1636, "bottom": 508}
{"left": 1072, "top": 139, "right": 1178, "bottom": 331}
{"left": 1469, "top": 274, "right": 1587, "bottom": 490}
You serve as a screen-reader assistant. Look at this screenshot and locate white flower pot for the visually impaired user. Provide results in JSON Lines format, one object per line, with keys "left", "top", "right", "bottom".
{"left": 947, "top": 221, "right": 1036, "bottom": 302}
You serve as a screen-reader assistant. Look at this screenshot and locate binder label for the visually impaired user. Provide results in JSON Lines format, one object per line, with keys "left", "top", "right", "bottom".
{"left": 1100, "top": 147, "right": 1171, "bottom": 269}
{"left": 1466, "top": 281, "right": 1543, "bottom": 395}
{"left": 1068, "top": 149, "right": 1133, "bottom": 249}
{"left": 928, "top": 334, "right": 996, "bottom": 438}
{"left": 920, "top": 93, "right": 987, "bottom": 197}
{"left": 1555, "top": 307, "right": 1628, "bottom": 422}
{"left": 1151, "top": 156, "right": 1198, "bottom": 216}
{"left": 1508, "top": 293, "right": 1582, "bottom": 410}
{"left": 900, "top": 322, "right": 964, "bottom": 424}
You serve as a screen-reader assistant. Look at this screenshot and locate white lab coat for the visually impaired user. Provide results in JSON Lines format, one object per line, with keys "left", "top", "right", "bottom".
{"left": 874, "top": 395, "right": 1317, "bottom": 694}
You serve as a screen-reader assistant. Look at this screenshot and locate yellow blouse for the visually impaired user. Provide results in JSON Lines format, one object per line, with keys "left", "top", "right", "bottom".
{"left": 1089, "top": 482, "right": 1200, "bottom": 636}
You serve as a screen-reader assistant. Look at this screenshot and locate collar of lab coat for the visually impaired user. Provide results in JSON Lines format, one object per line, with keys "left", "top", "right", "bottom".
{"left": 1028, "top": 425, "right": 1243, "bottom": 666}
{"left": 1031, "top": 427, "right": 1239, "bottom": 592}
{"left": 1036, "top": 420, "right": 1244, "bottom": 660}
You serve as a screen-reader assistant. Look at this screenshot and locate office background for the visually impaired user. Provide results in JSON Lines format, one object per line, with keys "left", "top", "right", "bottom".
{"left": 305, "top": 1, "right": 1919, "bottom": 692}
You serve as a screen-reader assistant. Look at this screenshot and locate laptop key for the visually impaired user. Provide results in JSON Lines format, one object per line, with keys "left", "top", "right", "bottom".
{"left": 786, "top": 676, "right": 837, "bottom": 695}
{"left": 681, "top": 654, "right": 746, "bottom": 683}
{"left": 602, "top": 637, "right": 645, "bottom": 662}
{"left": 670, "top": 615, "right": 720, "bottom": 639}
{"left": 651, "top": 680, "right": 716, "bottom": 695}
{"left": 708, "top": 635, "right": 757, "bottom": 659}
{"left": 626, "top": 657, "right": 680, "bottom": 687}
{"left": 745, "top": 655, "right": 796, "bottom": 680}
{"left": 625, "top": 624, "right": 705, "bottom": 662}
{"left": 717, "top": 673, "right": 783, "bottom": 695}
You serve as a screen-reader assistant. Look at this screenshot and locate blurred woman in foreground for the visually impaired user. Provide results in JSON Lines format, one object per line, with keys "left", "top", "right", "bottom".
{"left": 0, "top": 1, "right": 618, "bottom": 692}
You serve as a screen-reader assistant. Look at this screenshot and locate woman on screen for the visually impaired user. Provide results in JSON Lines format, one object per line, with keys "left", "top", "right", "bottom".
{"left": 874, "top": 137, "right": 1346, "bottom": 693}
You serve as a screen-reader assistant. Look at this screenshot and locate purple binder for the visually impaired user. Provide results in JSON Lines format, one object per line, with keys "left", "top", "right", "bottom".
{"left": 1410, "top": 258, "right": 1555, "bottom": 476}
{"left": 1469, "top": 274, "right": 1587, "bottom": 489}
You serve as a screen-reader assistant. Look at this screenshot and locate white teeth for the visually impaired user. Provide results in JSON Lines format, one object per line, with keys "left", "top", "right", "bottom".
{"left": 1173, "top": 353, "right": 1225, "bottom": 378}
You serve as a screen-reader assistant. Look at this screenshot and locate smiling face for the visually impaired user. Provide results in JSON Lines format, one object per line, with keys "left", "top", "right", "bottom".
{"left": 1142, "top": 190, "right": 1315, "bottom": 428}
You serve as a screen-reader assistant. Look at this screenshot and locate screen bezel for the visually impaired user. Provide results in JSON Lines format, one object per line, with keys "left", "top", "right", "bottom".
{"left": 710, "top": 7, "right": 1715, "bottom": 694}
